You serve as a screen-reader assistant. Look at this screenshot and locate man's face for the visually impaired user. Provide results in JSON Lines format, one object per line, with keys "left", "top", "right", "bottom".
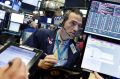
{"left": 63, "top": 12, "right": 82, "bottom": 38}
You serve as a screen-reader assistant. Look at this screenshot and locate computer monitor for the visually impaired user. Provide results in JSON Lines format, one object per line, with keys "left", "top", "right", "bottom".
{"left": 9, "top": 22, "right": 20, "bottom": 32}
{"left": 0, "top": 43, "right": 42, "bottom": 69}
{"left": 81, "top": 35, "right": 120, "bottom": 78}
{"left": 0, "top": 45, "right": 35, "bottom": 67}
{"left": 22, "top": 0, "right": 39, "bottom": 6}
{"left": 0, "top": 10, "right": 5, "bottom": 19}
{"left": 84, "top": 0, "right": 120, "bottom": 40}
{"left": 12, "top": 0, "right": 22, "bottom": 11}
{"left": 10, "top": 13, "right": 24, "bottom": 24}
{"left": 54, "top": 16, "right": 63, "bottom": 25}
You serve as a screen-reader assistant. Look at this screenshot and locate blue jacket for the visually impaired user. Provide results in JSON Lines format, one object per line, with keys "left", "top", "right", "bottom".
{"left": 24, "top": 28, "right": 81, "bottom": 79}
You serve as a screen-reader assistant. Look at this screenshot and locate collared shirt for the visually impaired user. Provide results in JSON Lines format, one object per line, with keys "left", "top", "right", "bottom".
{"left": 53, "top": 31, "right": 69, "bottom": 66}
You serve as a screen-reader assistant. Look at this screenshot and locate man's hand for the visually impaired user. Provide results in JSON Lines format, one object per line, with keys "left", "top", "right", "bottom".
{"left": 0, "top": 58, "right": 28, "bottom": 79}
{"left": 38, "top": 55, "right": 58, "bottom": 69}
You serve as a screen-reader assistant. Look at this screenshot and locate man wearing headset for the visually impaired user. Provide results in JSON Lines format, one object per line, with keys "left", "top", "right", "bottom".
{"left": 24, "top": 8, "right": 83, "bottom": 79}
{"left": 0, "top": 8, "right": 104, "bottom": 79}
{"left": 24, "top": 8, "right": 106, "bottom": 79}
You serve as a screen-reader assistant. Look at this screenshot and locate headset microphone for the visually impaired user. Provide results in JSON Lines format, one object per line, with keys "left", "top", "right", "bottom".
{"left": 63, "top": 26, "right": 70, "bottom": 35}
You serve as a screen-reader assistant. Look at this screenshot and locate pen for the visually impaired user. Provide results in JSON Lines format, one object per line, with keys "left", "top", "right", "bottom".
{"left": 8, "top": 61, "right": 13, "bottom": 67}
{"left": 44, "top": 53, "right": 47, "bottom": 56}
{"left": 4, "top": 61, "right": 13, "bottom": 73}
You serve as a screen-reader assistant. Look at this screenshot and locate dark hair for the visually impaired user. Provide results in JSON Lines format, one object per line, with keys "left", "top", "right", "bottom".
{"left": 62, "top": 8, "right": 83, "bottom": 26}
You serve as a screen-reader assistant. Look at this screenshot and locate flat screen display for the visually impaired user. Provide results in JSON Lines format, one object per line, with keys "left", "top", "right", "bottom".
{"left": 22, "top": 0, "right": 39, "bottom": 6}
{"left": 81, "top": 35, "right": 120, "bottom": 78}
{"left": 0, "top": 45, "right": 35, "bottom": 67}
{"left": 9, "top": 22, "right": 20, "bottom": 32}
{"left": 12, "top": 0, "right": 21, "bottom": 11}
{"left": 84, "top": 0, "right": 120, "bottom": 40}
{"left": 54, "top": 16, "right": 63, "bottom": 25}
{"left": 10, "top": 13, "right": 24, "bottom": 23}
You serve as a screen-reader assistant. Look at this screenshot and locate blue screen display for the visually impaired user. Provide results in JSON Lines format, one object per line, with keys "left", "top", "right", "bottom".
{"left": 12, "top": 0, "right": 21, "bottom": 11}
{"left": 84, "top": 0, "right": 120, "bottom": 40}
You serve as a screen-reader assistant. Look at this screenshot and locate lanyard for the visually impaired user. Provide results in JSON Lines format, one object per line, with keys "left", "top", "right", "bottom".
{"left": 56, "top": 32, "right": 69, "bottom": 60}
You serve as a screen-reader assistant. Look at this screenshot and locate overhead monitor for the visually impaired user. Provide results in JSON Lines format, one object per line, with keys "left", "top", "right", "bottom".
{"left": 10, "top": 13, "right": 24, "bottom": 24}
{"left": 22, "top": 0, "right": 39, "bottom": 6}
{"left": 81, "top": 35, "right": 120, "bottom": 78}
{"left": 0, "top": 10, "right": 5, "bottom": 19}
{"left": 84, "top": 0, "right": 120, "bottom": 40}
{"left": 12, "top": 0, "right": 22, "bottom": 11}
{"left": 54, "top": 16, "right": 63, "bottom": 25}
{"left": 9, "top": 22, "right": 20, "bottom": 32}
